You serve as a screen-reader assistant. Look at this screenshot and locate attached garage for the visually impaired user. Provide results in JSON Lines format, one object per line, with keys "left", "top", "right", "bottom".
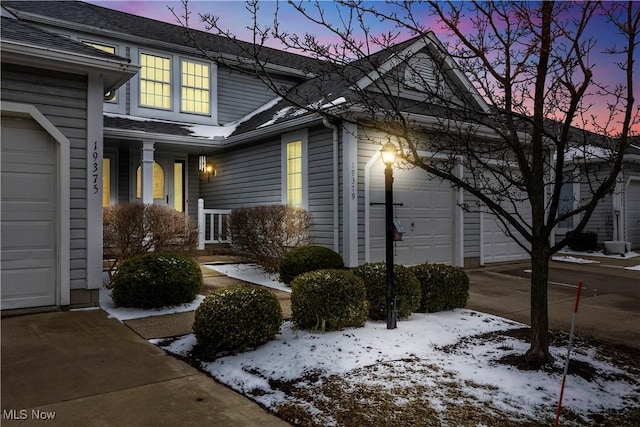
{"left": 1, "top": 105, "right": 70, "bottom": 310}
{"left": 481, "top": 210, "right": 531, "bottom": 264}
{"left": 626, "top": 178, "right": 640, "bottom": 249}
{"left": 368, "top": 160, "right": 460, "bottom": 266}
{"left": 480, "top": 171, "right": 531, "bottom": 264}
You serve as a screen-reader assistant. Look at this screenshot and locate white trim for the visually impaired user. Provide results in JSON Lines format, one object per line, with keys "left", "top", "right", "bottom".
{"left": 342, "top": 123, "right": 359, "bottom": 267}
{"left": 86, "top": 74, "right": 104, "bottom": 290}
{"left": 1, "top": 101, "right": 71, "bottom": 306}
{"left": 281, "top": 129, "right": 309, "bottom": 209}
{"left": 129, "top": 46, "right": 218, "bottom": 125}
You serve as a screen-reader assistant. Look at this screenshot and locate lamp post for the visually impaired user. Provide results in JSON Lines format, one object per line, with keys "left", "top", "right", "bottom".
{"left": 381, "top": 142, "right": 397, "bottom": 330}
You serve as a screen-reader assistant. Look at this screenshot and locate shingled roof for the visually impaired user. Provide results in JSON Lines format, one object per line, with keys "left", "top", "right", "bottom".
{"left": 0, "top": 15, "right": 128, "bottom": 62}
{"left": 3, "top": 0, "right": 323, "bottom": 75}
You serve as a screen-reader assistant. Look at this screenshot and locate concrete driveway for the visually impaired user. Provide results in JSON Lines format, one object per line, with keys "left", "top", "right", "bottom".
{"left": 465, "top": 254, "right": 640, "bottom": 349}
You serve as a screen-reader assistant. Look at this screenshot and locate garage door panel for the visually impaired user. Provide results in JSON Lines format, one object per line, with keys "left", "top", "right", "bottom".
{"left": 1, "top": 267, "right": 56, "bottom": 309}
{"left": 1, "top": 118, "right": 57, "bottom": 309}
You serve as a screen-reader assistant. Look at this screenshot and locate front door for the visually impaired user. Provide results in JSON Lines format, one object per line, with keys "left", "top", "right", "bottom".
{"left": 133, "top": 155, "right": 185, "bottom": 212}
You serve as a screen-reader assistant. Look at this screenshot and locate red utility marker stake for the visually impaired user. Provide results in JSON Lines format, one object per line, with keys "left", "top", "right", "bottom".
{"left": 554, "top": 280, "right": 584, "bottom": 427}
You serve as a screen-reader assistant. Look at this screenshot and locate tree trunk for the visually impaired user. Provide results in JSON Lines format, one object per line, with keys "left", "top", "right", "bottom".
{"left": 525, "top": 244, "right": 552, "bottom": 366}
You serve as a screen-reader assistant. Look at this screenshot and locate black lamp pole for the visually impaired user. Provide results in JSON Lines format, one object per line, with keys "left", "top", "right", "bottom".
{"left": 382, "top": 142, "right": 397, "bottom": 330}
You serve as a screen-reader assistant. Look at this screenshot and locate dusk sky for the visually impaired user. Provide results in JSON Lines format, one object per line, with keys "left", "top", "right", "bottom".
{"left": 85, "top": 0, "right": 639, "bottom": 134}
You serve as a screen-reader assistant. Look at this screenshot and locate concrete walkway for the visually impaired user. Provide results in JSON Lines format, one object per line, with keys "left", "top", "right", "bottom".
{"left": 1, "top": 309, "right": 290, "bottom": 427}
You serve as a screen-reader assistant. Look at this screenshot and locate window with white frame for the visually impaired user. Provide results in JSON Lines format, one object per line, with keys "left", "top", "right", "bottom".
{"left": 140, "top": 53, "right": 171, "bottom": 109}
{"left": 282, "top": 131, "right": 308, "bottom": 208}
{"left": 181, "top": 60, "right": 210, "bottom": 115}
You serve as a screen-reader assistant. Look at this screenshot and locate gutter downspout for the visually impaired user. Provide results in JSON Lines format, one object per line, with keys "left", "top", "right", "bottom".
{"left": 323, "top": 118, "right": 340, "bottom": 253}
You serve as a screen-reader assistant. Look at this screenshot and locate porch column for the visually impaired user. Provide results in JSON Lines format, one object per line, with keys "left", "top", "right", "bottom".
{"left": 141, "top": 141, "right": 155, "bottom": 204}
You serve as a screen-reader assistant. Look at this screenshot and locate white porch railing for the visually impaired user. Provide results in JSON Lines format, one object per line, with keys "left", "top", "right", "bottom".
{"left": 197, "top": 198, "right": 231, "bottom": 249}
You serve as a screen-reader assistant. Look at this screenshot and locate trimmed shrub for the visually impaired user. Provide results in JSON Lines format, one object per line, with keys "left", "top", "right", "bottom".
{"left": 352, "top": 262, "right": 421, "bottom": 320}
{"left": 410, "top": 264, "right": 470, "bottom": 313}
{"left": 228, "top": 204, "right": 312, "bottom": 273}
{"left": 291, "top": 269, "right": 368, "bottom": 331}
{"left": 103, "top": 203, "right": 198, "bottom": 286}
{"left": 565, "top": 230, "right": 598, "bottom": 252}
{"left": 110, "top": 253, "right": 202, "bottom": 308}
{"left": 279, "top": 245, "right": 345, "bottom": 284}
{"left": 193, "top": 286, "right": 282, "bottom": 359}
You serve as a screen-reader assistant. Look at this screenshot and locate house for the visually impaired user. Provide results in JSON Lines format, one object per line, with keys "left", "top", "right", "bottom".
{"left": 0, "top": 5, "right": 137, "bottom": 309}
{"left": 555, "top": 140, "right": 640, "bottom": 250}
{"left": 2, "top": 1, "right": 637, "bottom": 311}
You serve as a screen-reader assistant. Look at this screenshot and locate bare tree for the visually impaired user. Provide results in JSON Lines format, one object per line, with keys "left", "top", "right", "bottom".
{"left": 175, "top": 0, "right": 639, "bottom": 367}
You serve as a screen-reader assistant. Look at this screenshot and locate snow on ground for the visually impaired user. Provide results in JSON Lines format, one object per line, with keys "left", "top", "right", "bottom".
{"left": 551, "top": 255, "right": 600, "bottom": 264}
{"left": 155, "top": 311, "right": 639, "bottom": 425}
{"left": 625, "top": 265, "right": 640, "bottom": 271}
{"left": 148, "top": 264, "right": 639, "bottom": 425}
{"left": 205, "top": 263, "right": 291, "bottom": 293}
{"left": 99, "top": 287, "right": 204, "bottom": 321}
{"left": 558, "top": 248, "right": 640, "bottom": 259}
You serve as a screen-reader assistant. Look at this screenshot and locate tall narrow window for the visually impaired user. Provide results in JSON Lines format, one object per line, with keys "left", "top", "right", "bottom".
{"left": 102, "top": 158, "right": 111, "bottom": 207}
{"left": 174, "top": 161, "right": 185, "bottom": 212}
{"left": 286, "top": 140, "right": 303, "bottom": 208}
{"left": 140, "top": 53, "right": 171, "bottom": 109}
{"left": 181, "top": 60, "right": 210, "bottom": 115}
{"left": 84, "top": 42, "right": 117, "bottom": 102}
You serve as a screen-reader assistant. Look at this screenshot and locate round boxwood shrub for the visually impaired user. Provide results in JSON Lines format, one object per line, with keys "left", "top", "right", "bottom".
{"left": 352, "top": 262, "right": 421, "bottom": 320}
{"left": 410, "top": 264, "right": 470, "bottom": 313}
{"left": 279, "top": 245, "right": 345, "bottom": 284}
{"left": 291, "top": 269, "right": 368, "bottom": 331}
{"left": 565, "top": 230, "right": 598, "bottom": 252}
{"left": 111, "top": 253, "right": 202, "bottom": 308}
{"left": 193, "top": 286, "right": 282, "bottom": 359}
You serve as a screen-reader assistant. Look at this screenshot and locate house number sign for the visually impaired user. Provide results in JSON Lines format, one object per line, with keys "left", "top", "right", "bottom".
{"left": 92, "top": 140, "right": 99, "bottom": 195}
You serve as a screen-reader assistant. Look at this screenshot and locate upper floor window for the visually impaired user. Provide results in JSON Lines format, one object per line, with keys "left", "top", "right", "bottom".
{"left": 83, "top": 41, "right": 117, "bottom": 102}
{"left": 140, "top": 53, "right": 171, "bottom": 109}
{"left": 181, "top": 60, "right": 210, "bottom": 115}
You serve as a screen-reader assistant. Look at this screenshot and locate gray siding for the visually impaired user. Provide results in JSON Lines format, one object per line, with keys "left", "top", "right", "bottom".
{"left": 357, "top": 131, "right": 383, "bottom": 264}
{"left": 217, "top": 65, "right": 301, "bottom": 124}
{"left": 1, "top": 63, "right": 88, "bottom": 290}
{"left": 462, "top": 188, "right": 481, "bottom": 264}
{"left": 187, "top": 154, "right": 200, "bottom": 223}
{"left": 308, "top": 126, "right": 337, "bottom": 248}
{"left": 199, "top": 139, "right": 282, "bottom": 208}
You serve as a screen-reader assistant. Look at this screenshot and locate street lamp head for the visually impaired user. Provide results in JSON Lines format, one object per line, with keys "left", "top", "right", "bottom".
{"left": 381, "top": 141, "right": 397, "bottom": 166}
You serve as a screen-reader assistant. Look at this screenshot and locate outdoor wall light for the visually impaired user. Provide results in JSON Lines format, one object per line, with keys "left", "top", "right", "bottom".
{"left": 381, "top": 141, "right": 398, "bottom": 330}
{"left": 199, "top": 154, "right": 216, "bottom": 182}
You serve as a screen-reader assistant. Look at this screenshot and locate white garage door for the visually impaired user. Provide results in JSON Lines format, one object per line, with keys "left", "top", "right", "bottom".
{"left": 370, "top": 165, "right": 456, "bottom": 266}
{"left": 1, "top": 117, "right": 57, "bottom": 309}
{"left": 626, "top": 179, "right": 640, "bottom": 249}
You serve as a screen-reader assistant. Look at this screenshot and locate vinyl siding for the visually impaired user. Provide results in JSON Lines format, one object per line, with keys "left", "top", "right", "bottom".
{"left": 199, "top": 139, "right": 282, "bottom": 208}
{"left": 307, "top": 126, "right": 336, "bottom": 248}
{"left": 357, "top": 130, "right": 384, "bottom": 264}
{"left": 217, "top": 65, "right": 301, "bottom": 124}
{"left": 187, "top": 154, "right": 200, "bottom": 223}
{"left": 1, "top": 63, "right": 88, "bottom": 290}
